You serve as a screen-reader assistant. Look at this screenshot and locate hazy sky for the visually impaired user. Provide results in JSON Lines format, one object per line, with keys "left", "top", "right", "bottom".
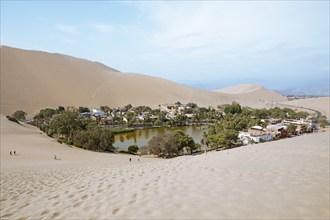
{"left": 1, "top": 1, "right": 329, "bottom": 90}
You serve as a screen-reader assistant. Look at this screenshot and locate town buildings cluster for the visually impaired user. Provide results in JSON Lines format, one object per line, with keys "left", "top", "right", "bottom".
{"left": 238, "top": 118, "right": 318, "bottom": 145}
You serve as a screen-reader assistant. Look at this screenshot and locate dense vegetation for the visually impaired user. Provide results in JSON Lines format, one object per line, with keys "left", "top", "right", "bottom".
{"left": 9, "top": 101, "right": 320, "bottom": 157}
{"left": 202, "top": 103, "right": 311, "bottom": 151}
{"left": 31, "top": 107, "right": 115, "bottom": 152}
{"left": 146, "top": 131, "right": 198, "bottom": 158}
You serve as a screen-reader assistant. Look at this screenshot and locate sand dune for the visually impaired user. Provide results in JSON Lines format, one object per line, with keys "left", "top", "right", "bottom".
{"left": 216, "top": 84, "right": 264, "bottom": 94}
{"left": 0, "top": 115, "right": 158, "bottom": 170}
{"left": 281, "top": 97, "right": 330, "bottom": 119}
{"left": 215, "top": 84, "right": 287, "bottom": 108}
{"left": 1, "top": 115, "right": 329, "bottom": 219}
{"left": 1, "top": 46, "right": 286, "bottom": 116}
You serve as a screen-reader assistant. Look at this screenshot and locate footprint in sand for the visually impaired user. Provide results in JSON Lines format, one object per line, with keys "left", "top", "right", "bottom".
{"left": 112, "top": 208, "right": 120, "bottom": 215}
{"left": 73, "top": 201, "right": 82, "bottom": 208}
{"left": 129, "top": 193, "right": 137, "bottom": 204}
{"left": 48, "top": 195, "right": 59, "bottom": 200}
{"left": 19, "top": 202, "right": 30, "bottom": 209}
{"left": 129, "top": 200, "right": 135, "bottom": 204}
{"left": 51, "top": 212, "right": 60, "bottom": 218}
{"left": 1, "top": 213, "right": 13, "bottom": 218}
{"left": 41, "top": 210, "right": 50, "bottom": 216}
{"left": 81, "top": 195, "right": 88, "bottom": 200}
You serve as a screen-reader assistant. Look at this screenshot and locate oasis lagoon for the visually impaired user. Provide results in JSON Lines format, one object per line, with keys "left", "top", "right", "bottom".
{"left": 113, "top": 126, "right": 208, "bottom": 150}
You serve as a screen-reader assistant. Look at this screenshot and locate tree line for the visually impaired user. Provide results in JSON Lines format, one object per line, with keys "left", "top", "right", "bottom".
{"left": 25, "top": 107, "right": 114, "bottom": 152}
{"left": 9, "top": 102, "right": 320, "bottom": 157}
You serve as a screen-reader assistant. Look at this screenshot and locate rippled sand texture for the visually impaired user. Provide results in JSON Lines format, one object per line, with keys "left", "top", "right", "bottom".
{"left": 1, "top": 126, "right": 329, "bottom": 219}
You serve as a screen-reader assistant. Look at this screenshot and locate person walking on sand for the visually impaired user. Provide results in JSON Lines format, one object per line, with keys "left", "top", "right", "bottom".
{"left": 129, "top": 158, "right": 131, "bottom": 162}
{"left": 10, "top": 151, "right": 12, "bottom": 156}
{"left": 54, "top": 155, "right": 57, "bottom": 160}
{"left": 14, "top": 151, "right": 16, "bottom": 155}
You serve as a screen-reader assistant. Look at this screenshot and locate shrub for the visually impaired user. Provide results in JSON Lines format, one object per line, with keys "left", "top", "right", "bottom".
{"left": 78, "top": 106, "right": 90, "bottom": 113}
{"left": 12, "top": 110, "right": 26, "bottom": 121}
{"left": 319, "top": 115, "right": 328, "bottom": 128}
{"left": 73, "top": 127, "right": 114, "bottom": 152}
{"left": 128, "top": 145, "right": 139, "bottom": 154}
{"left": 224, "top": 102, "right": 242, "bottom": 115}
{"left": 147, "top": 134, "right": 178, "bottom": 158}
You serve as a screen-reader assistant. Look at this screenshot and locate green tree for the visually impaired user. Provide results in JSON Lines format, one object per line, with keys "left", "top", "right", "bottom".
{"left": 78, "top": 106, "right": 90, "bottom": 113}
{"left": 147, "top": 134, "right": 178, "bottom": 158}
{"left": 173, "top": 131, "right": 196, "bottom": 154}
{"left": 125, "top": 104, "right": 133, "bottom": 110}
{"left": 319, "top": 115, "right": 328, "bottom": 128}
{"left": 73, "top": 126, "right": 114, "bottom": 152}
{"left": 206, "top": 129, "right": 238, "bottom": 150}
{"left": 224, "top": 102, "right": 242, "bottom": 115}
{"left": 47, "top": 109, "right": 85, "bottom": 141}
{"left": 187, "top": 102, "right": 198, "bottom": 109}
{"left": 12, "top": 110, "right": 26, "bottom": 121}
{"left": 128, "top": 144, "right": 139, "bottom": 154}
{"left": 100, "top": 106, "right": 112, "bottom": 115}
{"left": 57, "top": 106, "right": 65, "bottom": 113}
{"left": 34, "top": 108, "right": 57, "bottom": 119}
{"left": 286, "top": 124, "right": 297, "bottom": 136}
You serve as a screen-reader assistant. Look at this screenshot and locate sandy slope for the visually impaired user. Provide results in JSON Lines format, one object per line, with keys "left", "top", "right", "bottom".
{"left": 281, "top": 97, "right": 330, "bottom": 119}
{"left": 215, "top": 84, "right": 288, "bottom": 108}
{"left": 216, "top": 84, "right": 264, "bottom": 94}
{"left": 1, "top": 115, "right": 329, "bottom": 219}
{"left": 1, "top": 46, "right": 286, "bottom": 116}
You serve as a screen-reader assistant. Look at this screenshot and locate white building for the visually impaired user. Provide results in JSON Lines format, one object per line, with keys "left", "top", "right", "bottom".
{"left": 238, "top": 131, "right": 273, "bottom": 145}
{"left": 91, "top": 109, "right": 105, "bottom": 117}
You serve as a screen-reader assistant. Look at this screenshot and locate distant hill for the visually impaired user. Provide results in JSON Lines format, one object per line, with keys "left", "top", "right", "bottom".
{"left": 214, "top": 84, "right": 287, "bottom": 108}
{"left": 276, "top": 86, "right": 330, "bottom": 97}
{"left": 0, "top": 46, "right": 287, "bottom": 115}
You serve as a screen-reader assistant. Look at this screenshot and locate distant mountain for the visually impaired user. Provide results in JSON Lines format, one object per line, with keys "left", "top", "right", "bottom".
{"left": 277, "top": 86, "right": 330, "bottom": 97}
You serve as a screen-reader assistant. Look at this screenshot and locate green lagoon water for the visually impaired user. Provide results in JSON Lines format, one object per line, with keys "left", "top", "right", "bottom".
{"left": 114, "top": 126, "right": 207, "bottom": 150}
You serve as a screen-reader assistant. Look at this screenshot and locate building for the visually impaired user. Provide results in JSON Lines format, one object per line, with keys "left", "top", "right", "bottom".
{"left": 283, "top": 119, "right": 314, "bottom": 134}
{"left": 239, "top": 125, "right": 273, "bottom": 145}
{"left": 238, "top": 132, "right": 273, "bottom": 145}
{"left": 91, "top": 109, "right": 105, "bottom": 117}
{"left": 248, "top": 126, "right": 268, "bottom": 136}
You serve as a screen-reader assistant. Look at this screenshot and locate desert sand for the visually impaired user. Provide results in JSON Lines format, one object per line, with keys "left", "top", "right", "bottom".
{"left": 215, "top": 84, "right": 287, "bottom": 109}
{"left": 281, "top": 97, "right": 330, "bottom": 119}
{"left": 0, "top": 46, "right": 287, "bottom": 116}
{"left": 1, "top": 115, "right": 329, "bottom": 219}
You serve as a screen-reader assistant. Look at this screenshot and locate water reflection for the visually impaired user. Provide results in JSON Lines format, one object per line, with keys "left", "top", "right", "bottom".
{"left": 114, "top": 126, "right": 207, "bottom": 150}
